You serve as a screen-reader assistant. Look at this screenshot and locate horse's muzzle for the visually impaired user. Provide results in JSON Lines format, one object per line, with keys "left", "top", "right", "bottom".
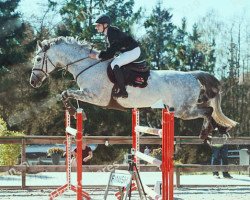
{"left": 30, "top": 80, "right": 37, "bottom": 88}
{"left": 30, "top": 75, "right": 42, "bottom": 88}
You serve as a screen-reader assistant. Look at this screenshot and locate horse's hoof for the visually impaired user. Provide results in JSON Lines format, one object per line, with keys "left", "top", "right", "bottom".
{"left": 203, "top": 138, "right": 212, "bottom": 145}
{"left": 199, "top": 134, "right": 207, "bottom": 140}
{"left": 112, "top": 96, "right": 118, "bottom": 101}
{"left": 68, "top": 107, "right": 76, "bottom": 117}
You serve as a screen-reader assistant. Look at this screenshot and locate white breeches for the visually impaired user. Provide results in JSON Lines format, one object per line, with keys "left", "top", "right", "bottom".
{"left": 111, "top": 47, "right": 141, "bottom": 69}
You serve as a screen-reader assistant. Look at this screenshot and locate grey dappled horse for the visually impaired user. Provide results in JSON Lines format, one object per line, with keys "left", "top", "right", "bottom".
{"left": 30, "top": 37, "right": 237, "bottom": 140}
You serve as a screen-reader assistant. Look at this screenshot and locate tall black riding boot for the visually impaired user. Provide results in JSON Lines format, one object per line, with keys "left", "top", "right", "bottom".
{"left": 113, "top": 65, "right": 128, "bottom": 98}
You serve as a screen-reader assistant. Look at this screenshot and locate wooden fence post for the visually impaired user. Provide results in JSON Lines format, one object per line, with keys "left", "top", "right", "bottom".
{"left": 21, "top": 138, "right": 26, "bottom": 189}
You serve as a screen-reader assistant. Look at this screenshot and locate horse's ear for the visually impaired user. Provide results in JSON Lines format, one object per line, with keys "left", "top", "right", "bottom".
{"left": 37, "top": 40, "right": 42, "bottom": 48}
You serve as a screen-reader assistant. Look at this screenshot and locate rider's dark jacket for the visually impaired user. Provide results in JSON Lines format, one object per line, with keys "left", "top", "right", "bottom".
{"left": 98, "top": 26, "right": 139, "bottom": 60}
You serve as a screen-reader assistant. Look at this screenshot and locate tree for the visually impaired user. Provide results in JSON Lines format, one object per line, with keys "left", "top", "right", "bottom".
{"left": 140, "top": 2, "right": 175, "bottom": 70}
{"left": 176, "top": 23, "right": 216, "bottom": 73}
{"left": 57, "top": 0, "right": 141, "bottom": 48}
{"left": 0, "top": 0, "right": 36, "bottom": 126}
{"left": 0, "top": 0, "right": 30, "bottom": 72}
{"left": 220, "top": 22, "right": 250, "bottom": 136}
{"left": 174, "top": 18, "right": 189, "bottom": 70}
{"left": 7, "top": 0, "right": 142, "bottom": 136}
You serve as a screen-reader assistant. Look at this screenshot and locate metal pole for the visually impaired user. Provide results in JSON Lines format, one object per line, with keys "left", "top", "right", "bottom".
{"left": 162, "top": 109, "right": 167, "bottom": 200}
{"left": 76, "top": 108, "right": 83, "bottom": 200}
{"left": 169, "top": 108, "right": 175, "bottom": 200}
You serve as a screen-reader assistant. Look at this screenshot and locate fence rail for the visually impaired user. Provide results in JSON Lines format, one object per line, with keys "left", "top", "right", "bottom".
{"left": 1, "top": 135, "right": 250, "bottom": 144}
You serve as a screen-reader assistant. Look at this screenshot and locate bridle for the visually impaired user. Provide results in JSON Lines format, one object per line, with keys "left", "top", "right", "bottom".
{"left": 32, "top": 45, "right": 101, "bottom": 83}
{"left": 31, "top": 50, "right": 56, "bottom": 82}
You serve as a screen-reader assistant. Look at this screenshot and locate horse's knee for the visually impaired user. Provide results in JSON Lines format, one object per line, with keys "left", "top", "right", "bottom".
{"left": 61, "top": 91, "right": 68, "bottom": 99}
{"left": 205, "top": 107, "right": 213, "bottom": 116}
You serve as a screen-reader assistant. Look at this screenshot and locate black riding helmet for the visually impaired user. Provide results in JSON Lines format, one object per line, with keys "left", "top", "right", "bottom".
{"left": 95, "top": 15, "right": 111, "bottom": 25}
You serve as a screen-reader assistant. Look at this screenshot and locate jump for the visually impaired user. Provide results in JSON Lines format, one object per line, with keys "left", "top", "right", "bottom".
{"left": 29, "top": 37, "right": 237, "bottom": 140}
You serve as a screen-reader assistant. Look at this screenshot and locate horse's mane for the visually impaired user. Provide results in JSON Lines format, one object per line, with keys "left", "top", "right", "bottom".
{"left": 41, "top": 36, "right": 95, "bottom": 50}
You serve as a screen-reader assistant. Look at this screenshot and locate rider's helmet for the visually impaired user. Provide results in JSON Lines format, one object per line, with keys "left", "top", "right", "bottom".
{"left": 95, "top": 15, "right": 111, "bottom": 25}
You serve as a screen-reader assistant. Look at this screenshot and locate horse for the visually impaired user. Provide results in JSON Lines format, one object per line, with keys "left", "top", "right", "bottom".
{"left": 29, "top": 36, "right": 237, "bottom": 140}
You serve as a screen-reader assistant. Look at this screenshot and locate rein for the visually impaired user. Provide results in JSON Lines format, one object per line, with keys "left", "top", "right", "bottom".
{"left": 32, "top": 45, "right": 101, "bottom": 83}
{"left": 75, "top": 60, "right": 102, "bottom": 82}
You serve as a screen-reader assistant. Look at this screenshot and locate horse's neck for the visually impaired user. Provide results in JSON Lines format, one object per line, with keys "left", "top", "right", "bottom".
{"left": 56, "top": 45, "right": 110, "bottom": 87}
{"left": 56, "top": 45, "right": 97, "bottom": 77}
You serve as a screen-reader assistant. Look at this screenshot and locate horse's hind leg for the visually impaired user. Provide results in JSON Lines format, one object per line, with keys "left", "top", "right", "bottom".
{"left": 199, "top": 116, "right": 213, "bottom": 140}
{"left": 184, "top": 106, "right": 214, "bottom": 140}
{"left": 198, "top": 108, "right": 231, "bottom": 140}
{"left": 210, "top": 117, "right": 230, "bottom": 134}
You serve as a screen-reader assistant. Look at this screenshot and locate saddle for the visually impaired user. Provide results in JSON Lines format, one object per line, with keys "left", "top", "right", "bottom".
{"left": 107, "top": 60, "right": 150, "bottom": 88}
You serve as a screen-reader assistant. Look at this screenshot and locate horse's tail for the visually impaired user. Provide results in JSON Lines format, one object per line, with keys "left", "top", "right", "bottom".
{"left": 192, "top": 71, "right": 238, "bottom": 129}
{"left": 192, "top": 71, "right": 221, "bottom": 99}
{"left": 211, "top": 93, "right": 238, "bottom": 128}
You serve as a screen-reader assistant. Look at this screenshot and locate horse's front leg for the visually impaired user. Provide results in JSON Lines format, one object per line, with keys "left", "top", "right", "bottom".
{"left": 61, "top": 89, "right": 96, "bottom": 118}
{"left": 61, "top": 90, "right": 77, "bottom": 116}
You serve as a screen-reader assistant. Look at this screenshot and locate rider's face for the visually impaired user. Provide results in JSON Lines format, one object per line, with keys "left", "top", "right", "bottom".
{"left": 95, "top": 23, "right": 108, "bottom": 33}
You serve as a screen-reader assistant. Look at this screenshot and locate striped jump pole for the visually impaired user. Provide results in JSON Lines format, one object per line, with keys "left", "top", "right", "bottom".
{"left": 132, "top": 109, "right": 140, "bottom": 167}
{"left": 49, "top": 108, "right": 90, "bottom": 200}
{"left": 132, "top": 107, "right": 174, "bottom": 200}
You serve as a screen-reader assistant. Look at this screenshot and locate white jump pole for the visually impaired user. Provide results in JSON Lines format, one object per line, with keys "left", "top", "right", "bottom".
{"left": 135, "top": 125, "right": 162, "bottom": 137}
{"left": 135, "top": 151, "right": 162, "bottom": 168}
{"left": 66, "top": 126, "right": 77, "bottom": 136}
{"left": 143, "top": 184, "right": 161, "bottom": 200}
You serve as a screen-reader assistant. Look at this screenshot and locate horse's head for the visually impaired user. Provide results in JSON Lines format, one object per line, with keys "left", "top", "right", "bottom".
{"left": 30, "top": 37, "right": 97, "bottom": 88}
{"left": 30, "top": 40, "right": 58, "bottom": 88}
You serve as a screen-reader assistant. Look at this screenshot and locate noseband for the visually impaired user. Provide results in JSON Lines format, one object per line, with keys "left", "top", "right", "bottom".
{"left": 31, "top": 45, "right": 56, "bottom": 82}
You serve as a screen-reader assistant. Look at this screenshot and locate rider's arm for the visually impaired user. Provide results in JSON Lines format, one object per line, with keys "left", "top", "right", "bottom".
{"left": 98, "top": 27, "right": 124, "bottom": 60}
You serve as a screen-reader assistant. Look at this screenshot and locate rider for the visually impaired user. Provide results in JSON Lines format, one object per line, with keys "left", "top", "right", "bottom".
{"left": 89, "top": 14, "right": 141, "bottom": 98}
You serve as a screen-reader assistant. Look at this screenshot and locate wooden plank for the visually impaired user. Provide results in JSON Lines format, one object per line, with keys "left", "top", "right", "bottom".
{"left": 175, "top": 164, "right": 250, "bottom": 172}
{"left": 175, "top": 136, "right": 250, "bottom": 145}
{"left": 0, "top": 164, "right": 160, "bottom": 173}
{"left": 1, "top": 136, "right": 250, "bottom": 145}
{"left": 176, "top": 168, "right": 181, "bottom": 188}
{"left": 0, "top": 136, "right": 161, "bottom": 145}
{"left": 1, "top": 164, "right": 248, "bottom": 174}
{"left": 21, "top": 139, "right": 26, "bottom": 189}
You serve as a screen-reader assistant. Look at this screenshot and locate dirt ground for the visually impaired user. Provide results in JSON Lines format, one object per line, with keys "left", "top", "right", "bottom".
{"left": 1, "top": 173, "right": 250, "bottom": 199}
{"left": 0, "top": 186, "right": 250, "bottom": 200}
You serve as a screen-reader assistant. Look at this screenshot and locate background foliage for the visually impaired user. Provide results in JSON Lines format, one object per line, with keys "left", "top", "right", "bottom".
{"left": 0, "top": 117, "right": 23, "bottom": 165}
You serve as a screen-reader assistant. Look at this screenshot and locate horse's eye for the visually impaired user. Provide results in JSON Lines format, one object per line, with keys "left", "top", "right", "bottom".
{"left": 37, "top": 57, "right": 42, "bottom": 62}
